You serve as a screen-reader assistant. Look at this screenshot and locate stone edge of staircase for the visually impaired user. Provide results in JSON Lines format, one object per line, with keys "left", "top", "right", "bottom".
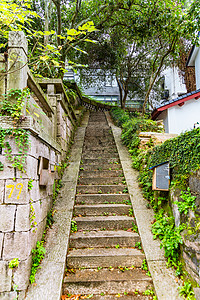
{"left": 24, "top": 112, "right": 90, "bottom": 300}
{"left": 105, "top": 112, "right": 182, "bottom": 300}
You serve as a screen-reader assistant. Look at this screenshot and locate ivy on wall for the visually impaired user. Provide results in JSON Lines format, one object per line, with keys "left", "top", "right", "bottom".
{"left": 149, "top": 129, "right": 200, "bottom": 188}
{"left": 0, "top": 128, "right": 30, "bottom": 172}
{"left": 0, "top": 88, "right": 31, "bottom": 172}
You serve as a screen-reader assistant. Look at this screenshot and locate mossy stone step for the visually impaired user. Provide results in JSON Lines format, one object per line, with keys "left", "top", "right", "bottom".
{"left": 75, "top": 194, "right": 130, "bottom": 205}
{"left": 81, "top": 158, "right": 120, "bottom": 164}
{"left": 76, "top": 185, "right": 128, "bottom": 194}
{"left": 69, "top": 230, "right": 140, "bottom": 249}
{"left": 74, "top": 215, "right": 135, "bottom": 231}
{"left": 63, "top": 268, "right": 153, "bottom": 295}
{"left": 78, "top": 177, "right": 125, "bottom": 185}
{"left": 80, "top": 164, "right": 122, "bottom": 171}
{"left": 79, "top": 170, "right": 124, "bottom": 178}
{"left": 82, "top": 153, "right": 119, "bottom": 159}
{"left": 67, "top": 248, "right": 145, "bottom": 269}
{"left": 74, "top": 204, "right": 131, "bottom": 216}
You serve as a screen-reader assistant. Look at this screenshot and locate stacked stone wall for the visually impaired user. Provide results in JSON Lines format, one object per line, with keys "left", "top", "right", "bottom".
{"left": 0, "top": 31, "right": 80, "bottom": 298}
{"left": 170, "top": 170, "right": 200, "bottom": 285}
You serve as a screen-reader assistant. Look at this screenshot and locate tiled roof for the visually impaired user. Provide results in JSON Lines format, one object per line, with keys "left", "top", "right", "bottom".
{"left": 152, "top": 89, "right": 200, "bottom": 120}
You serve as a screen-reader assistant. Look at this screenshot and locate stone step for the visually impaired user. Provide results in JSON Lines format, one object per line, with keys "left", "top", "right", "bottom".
{"left": 80, "top": 164, "right": 122, "bottom": 171}
{"left": 81, "top": 158, "right": 120, "bottom": 164}
{"left": 85, "top": 133, "right": 113, "bottom": 137}
{"left": 74, "top": 204, "right": 131, "bottom": 216}
{"left": 83, "top": 146, "right": 117, "bottom": 151}
{"left": 69, "top": 230, "right": 140, "bottom": 248}
{"left": 75, "top": 194, "right": 130, "bottom": 205}
{"left": 84, "top": 138, "right": 115, "bottom": 143}
{"left": 63, "top": 268, "right": 153, "bottom": 295}
{"left": 82, "top": 148, "right": 118, "bottom": 153}
{"left": 74, "top": 215, "right": 135, "bottom": 230}
{"left": 77, "top": 185, "right": 128, "bottom": 194}
{"left": 80, "top": 295, "right": 149, "bottom": 300}
{"left": 82, "top": 150, "right": 118, "bottom": 156}
{"left": 86, "top": 125, "right": 110, "bottom": 130}
{"left": 87, "top": 122, "right": 108, "bottom": 125}
{"left": 82, "top": 153, "right": 119, "bottom": 159}
{"left": 67, "top": 248, "right": 145, "bottom": 268}
{"left": 83, "top": 141, "right": 116, "bottom": 147}
{"left": 79, "top": 170, "right": 123, "bottom": 178}
{"left": 78, "top": 177, "right": 125, "bottom": 185}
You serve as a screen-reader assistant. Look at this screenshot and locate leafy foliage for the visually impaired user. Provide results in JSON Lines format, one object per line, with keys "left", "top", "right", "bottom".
{"left": 0, "top": 0, "right": 38, "bottom": 46}
{"left": 152, "top": 210, "right": 185, "bottom": 262}
{"left": 111, "top": 107, "right": 199, "bottom": 282}
{"left": 149, "top": 128, "right": 200, "bottom": 188}
{"left": 174, "top": 188, "right": 196, "bottom": 215}
{"left": 179, "top": 281, "right": 195, "bottom": 299}
{"left": 0, "top": 128, "right": 30, "bottom": 172}
{"left": 9, "top": 258, "right": 19, "bottom": 269}
{"left": 71, "top": 220, "right": 77, "bottom": 233}
{"left": 0, "top": 88, "right": 30, "bottom": 120}
{"left": 30, "top": 241, "right": 46, "bottom": 284}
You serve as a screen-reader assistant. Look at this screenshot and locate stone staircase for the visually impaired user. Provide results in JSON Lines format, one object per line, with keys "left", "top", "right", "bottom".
{"left": 62, "top": 111, "right": 153, "bottom": 299}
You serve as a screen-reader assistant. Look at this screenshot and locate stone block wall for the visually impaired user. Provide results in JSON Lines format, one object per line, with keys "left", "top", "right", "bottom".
{"left": 57, "top": 101, "right": 73, "bottom": 154}
{"left": 170, "top": 170, "right": 200, "bottom": 285}
{"left": 139, "top": 131, "right": 177, "bottom": 150}
{"left": 0, "top": 31, "right": 79, "bottom": 298}
{"left": 0, "top": 134, "right": 60, "bottom": 297}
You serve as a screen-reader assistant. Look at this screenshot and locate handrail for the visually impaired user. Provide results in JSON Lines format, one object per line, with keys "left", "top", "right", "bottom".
{"left": 27, "top": 70, "right": 54, "bottom": 115}
{"left": 65, "top": 82, "right": 113, "bottom": 111}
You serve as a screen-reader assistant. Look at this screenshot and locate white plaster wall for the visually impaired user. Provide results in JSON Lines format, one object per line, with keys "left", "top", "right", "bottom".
{"left": 157, "top": 110, "right": 169, "bottom": 133}
{"left": 164, "top": 66, "right": 187, "bottom": 100}
{"left": 195, "top": 49, "right": 200, "bottom": 90}
{"left": 167, "top": 98, "right": 200, "bottom": 134}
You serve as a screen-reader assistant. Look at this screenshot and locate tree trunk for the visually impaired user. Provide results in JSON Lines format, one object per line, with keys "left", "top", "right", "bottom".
{"left": 116, "top": 77, "right": 123, "bottom": 109}
{"left": 44, "top": 0, "right": 49, "bottom": 45}
{"left": 57, "top": 2, "right": 61, "bottom": 46}
{"left": 121, "top": 89, "right": 128, "bottom": 110}
{"left": 142, "top": 73, "right": 155, "bottom": 115}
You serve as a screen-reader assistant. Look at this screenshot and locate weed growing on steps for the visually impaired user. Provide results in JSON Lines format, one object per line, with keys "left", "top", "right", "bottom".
{"left": 122, "top": 187, "right": 128, "bottom": 193}
{"left": 135, "top": 242, "right": 142, "bottom": 250}
{"left": 143, "top": 288, "right": 155, "bottom": 296}
{"left": 132, "top": 223, "right": 138, "bottom": 233}
{"left": 141, "top": 259, "right": 151, "bottom": 277}
{"left": 179, "top": 281, "right": 195, "bottom": 299}
{"left": 123, "top": 199, "right": 132, "bottom": 205}
{"left": 71, "top": 220, "right": 77, "bottom": 232}
{"left": 129, "top": 208, "right": 134, "bottom": 216}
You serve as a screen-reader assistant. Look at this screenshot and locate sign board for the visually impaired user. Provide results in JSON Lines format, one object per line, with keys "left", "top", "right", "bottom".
{"left": 151, "top": 162, "right": 170, "bottom": 191}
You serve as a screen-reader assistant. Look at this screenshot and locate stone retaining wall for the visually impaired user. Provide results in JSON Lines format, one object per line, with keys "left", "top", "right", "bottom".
{"left": 171, "top": 170, "right": 200, "bottom": 285}
{"left": 0, "top": 32, "right": 81, "bottom": 298}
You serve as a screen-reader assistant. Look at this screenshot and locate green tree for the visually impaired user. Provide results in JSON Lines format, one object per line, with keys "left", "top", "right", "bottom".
{"left": 65, "top": 0, "right": 199, "bottom": 111}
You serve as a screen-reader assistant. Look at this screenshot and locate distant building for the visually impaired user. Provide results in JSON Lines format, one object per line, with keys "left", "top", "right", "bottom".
{"left": 82, "top": 72, "right": 120, "bottom": 105}
{"left": 64, "top": 68, "right": 144, "bottom": 109}
{"left": 186, "top": 45, "right": 200, "bottom": 89}
{"left": 162, "top": 66, "right": 187, "bottom": 101}
{"left": 152, "top": 53, "right": 200, "bottom": 134}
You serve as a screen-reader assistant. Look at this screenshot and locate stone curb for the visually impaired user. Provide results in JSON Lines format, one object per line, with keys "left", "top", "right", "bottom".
{"left": 24, "top": 112, "right": 89, "bottom": 300}
{"left": 105, "top": 112, "right": 182, "bottom": 300}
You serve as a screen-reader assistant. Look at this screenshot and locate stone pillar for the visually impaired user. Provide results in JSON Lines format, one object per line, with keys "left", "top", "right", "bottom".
{"left": 0, "top": 54, "right": 5, "bottom": 99}
{"left": 47, "top": 84, "right": 57, "bottom": 140}
{"left": 7, "top": 31, "right": 28, "bottom": 91}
